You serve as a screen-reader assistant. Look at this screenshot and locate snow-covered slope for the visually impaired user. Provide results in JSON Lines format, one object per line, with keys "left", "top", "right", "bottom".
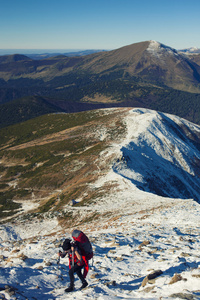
{"left": 114, "top": 108, "right": 200, "bottom": 201}
{"left": 0, "top": 108, "right": 200, "bottom": 299}
{"left": 147, "top": 40, "right": 179, "bottom": 59}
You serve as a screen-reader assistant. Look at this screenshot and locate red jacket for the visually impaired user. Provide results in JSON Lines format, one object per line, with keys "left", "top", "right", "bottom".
{"left": 67, "top": 247, "right": 85, "bottom": 269}
{"left": 60, "top": 246, "right": 88, "bottom": 276}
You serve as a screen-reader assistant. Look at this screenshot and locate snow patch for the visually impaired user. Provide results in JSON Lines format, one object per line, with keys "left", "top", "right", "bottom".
{"left": 147, "top": 40, "right": 178, "bottom": 59}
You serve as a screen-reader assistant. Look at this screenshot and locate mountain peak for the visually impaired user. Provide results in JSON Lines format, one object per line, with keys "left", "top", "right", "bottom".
{"left": 146, "top": 40, "right": 177, "bottom": 56}
{"left": 10, "top": 54, "right": 31, "bottom": 61}
{"left": 148, "top": 40, "right": 161, "bottom": 49}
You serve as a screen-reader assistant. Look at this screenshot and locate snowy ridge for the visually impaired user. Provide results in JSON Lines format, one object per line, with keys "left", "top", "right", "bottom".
{"left": 0, "top": 108, "right": 200, "bottom": 299}
{"left": 113, "top": 108, "right": 200, "bottom": 200}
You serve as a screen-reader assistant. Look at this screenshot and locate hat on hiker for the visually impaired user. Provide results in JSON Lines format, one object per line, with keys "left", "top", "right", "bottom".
{"left": 62, "top": 239, "right": 71, "bottom": 251}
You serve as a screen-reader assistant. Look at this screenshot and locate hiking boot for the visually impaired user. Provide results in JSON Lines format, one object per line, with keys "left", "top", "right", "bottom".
{"left": 65, "top": 285, "right": 74, "bottom": 293}
{"left": 80, "top": 281, "right": 88, "bottom": 290}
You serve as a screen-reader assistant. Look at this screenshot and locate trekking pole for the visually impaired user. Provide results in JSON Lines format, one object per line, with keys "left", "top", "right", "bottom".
{"left": 57, "top": 251, "right": 63, "bottom": 281}
{"left": 57, "top": 253, "right": 60, "bottom": 278}
{"left": 72, "top": 243, "right": 75, "bottom": 278}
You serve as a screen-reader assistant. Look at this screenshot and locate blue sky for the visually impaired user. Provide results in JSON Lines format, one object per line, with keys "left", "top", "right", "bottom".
{"left": 0, "top": 0, "right": 200, "bottom": 52}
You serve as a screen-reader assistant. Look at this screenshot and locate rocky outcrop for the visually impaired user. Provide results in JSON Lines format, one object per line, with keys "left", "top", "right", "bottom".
{"left": 141, "top": 270, "right": 163, "bottom": 287}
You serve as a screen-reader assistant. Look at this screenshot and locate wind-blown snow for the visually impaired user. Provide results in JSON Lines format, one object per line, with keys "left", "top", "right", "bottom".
{"left": 147, "top": 40, "right": 178, "bottom": 59}
{"left": 0, "top": 108, "right": 200, "bottom": 300}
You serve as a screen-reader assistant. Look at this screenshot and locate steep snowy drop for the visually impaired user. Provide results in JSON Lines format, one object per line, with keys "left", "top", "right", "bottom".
{"left": 113, "top": 108, "right": 200, "bottom": 202}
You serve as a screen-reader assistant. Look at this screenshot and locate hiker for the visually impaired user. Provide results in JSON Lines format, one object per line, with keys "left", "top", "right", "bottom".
{"left": 58, "top": 238, "right": 88, "bottom": 292}
{"left": 72, "top": 229, "right": 93, "bottom": 278}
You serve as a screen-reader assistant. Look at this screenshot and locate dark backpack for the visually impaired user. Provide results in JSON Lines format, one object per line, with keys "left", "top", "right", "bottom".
{"left": 72, "top": 229, "right": 93, "bottom": 260}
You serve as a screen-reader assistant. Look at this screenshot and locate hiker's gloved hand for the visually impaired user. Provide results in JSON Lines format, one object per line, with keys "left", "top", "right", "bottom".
{"left": 58, "top": 250, "right": 65, "bottom": 258}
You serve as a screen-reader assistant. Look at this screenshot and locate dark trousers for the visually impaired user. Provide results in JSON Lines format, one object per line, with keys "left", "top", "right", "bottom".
{"left": 69, "top": 264, "right": 86, "bottom": 287}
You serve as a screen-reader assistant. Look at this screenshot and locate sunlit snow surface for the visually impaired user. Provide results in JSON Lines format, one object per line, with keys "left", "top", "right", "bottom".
{"left": 147, "top": 40, "right": 179, "bottom": 58}
{"left": 0, "top": 108, "right": 200, "bottom": 299}
{"left": 114, "top": 108, "right": 200, "bottom": 201}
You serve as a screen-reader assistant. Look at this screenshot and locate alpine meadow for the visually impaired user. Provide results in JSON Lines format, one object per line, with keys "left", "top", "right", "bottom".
{"left": 0, "top": 40, "right": 200, "bottom": 300}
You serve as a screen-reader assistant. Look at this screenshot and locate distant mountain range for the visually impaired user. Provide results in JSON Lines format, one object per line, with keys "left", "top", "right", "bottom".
{"left": 26, "top": 49, "right": 107, "bottom": 60}
{"left": 179, "top": 47, "right": 200, "bottom": 54}
{"left": 1, "top": 40, "right": 200, "bottom": 90}
{"left": 1, "top": 40, "right": 200, "bottom": 127}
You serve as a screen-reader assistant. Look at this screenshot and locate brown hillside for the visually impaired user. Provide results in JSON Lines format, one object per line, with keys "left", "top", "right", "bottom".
{"left": 1, "top": 41, "right": 200, "bottom": 92}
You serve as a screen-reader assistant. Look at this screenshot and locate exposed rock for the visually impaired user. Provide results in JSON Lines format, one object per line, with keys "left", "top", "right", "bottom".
{"left": 18, "top": 253, "right": 28, "bottom": 261}
{"left": 110, "top": 242, "right": 119, "bottom": 247}
{"left": 108, "top": 250, "right": 116, "bottom": 254}
{"left": 110, "top": 280, "right": 117, "bottom": 286}
{"left": 5, "top": 257, "right": 13, "bottom": 263}
{"left": 192, "top": 274, "right": 200, "bottom": 278}
{"left": 4, "top": 285, "right": 17, "bottom": 296}
{"left": 11, "top": 249, "right": 20, "bottom": 254}
{"left": 149, "top": 247, "right": 158, "bottom": 254}
{"left": 143, "top": 285, "right": 155, "bottom": 293}
{"left": 180, "top": 252, "right": 191, "bottom": 257}
{"left": 169, "top": 273, "right": 187, "bottom": 284}
{"left": 105, "top": 280, "right": 117, "bottom": 287}
{"left": 188, "top": 238, "right": 196, "bottom": 243}
{"left": 148, "top": 278, "right": 156, "bottom": 284}
{"left": 141, "top": 270, "right": 163, "bottom": 287}
{"left": 90, "top": 273, "right": 99, "bottom": 279}
{"left": 138, "top": 240, "right": 150, "bottom": 250}
{"left": 114, "top": 257, "right": 124, "bottom": 261}
{"left": 170, "top": 293, "right": 195, "bottom": 299}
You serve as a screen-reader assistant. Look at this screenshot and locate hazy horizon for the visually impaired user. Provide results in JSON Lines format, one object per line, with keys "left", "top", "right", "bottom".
{"left": 0, "top": 48, "right": 106, "bottom": 55}
{"left": 0, "top": 42, "right": 198, "bottom": 56}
